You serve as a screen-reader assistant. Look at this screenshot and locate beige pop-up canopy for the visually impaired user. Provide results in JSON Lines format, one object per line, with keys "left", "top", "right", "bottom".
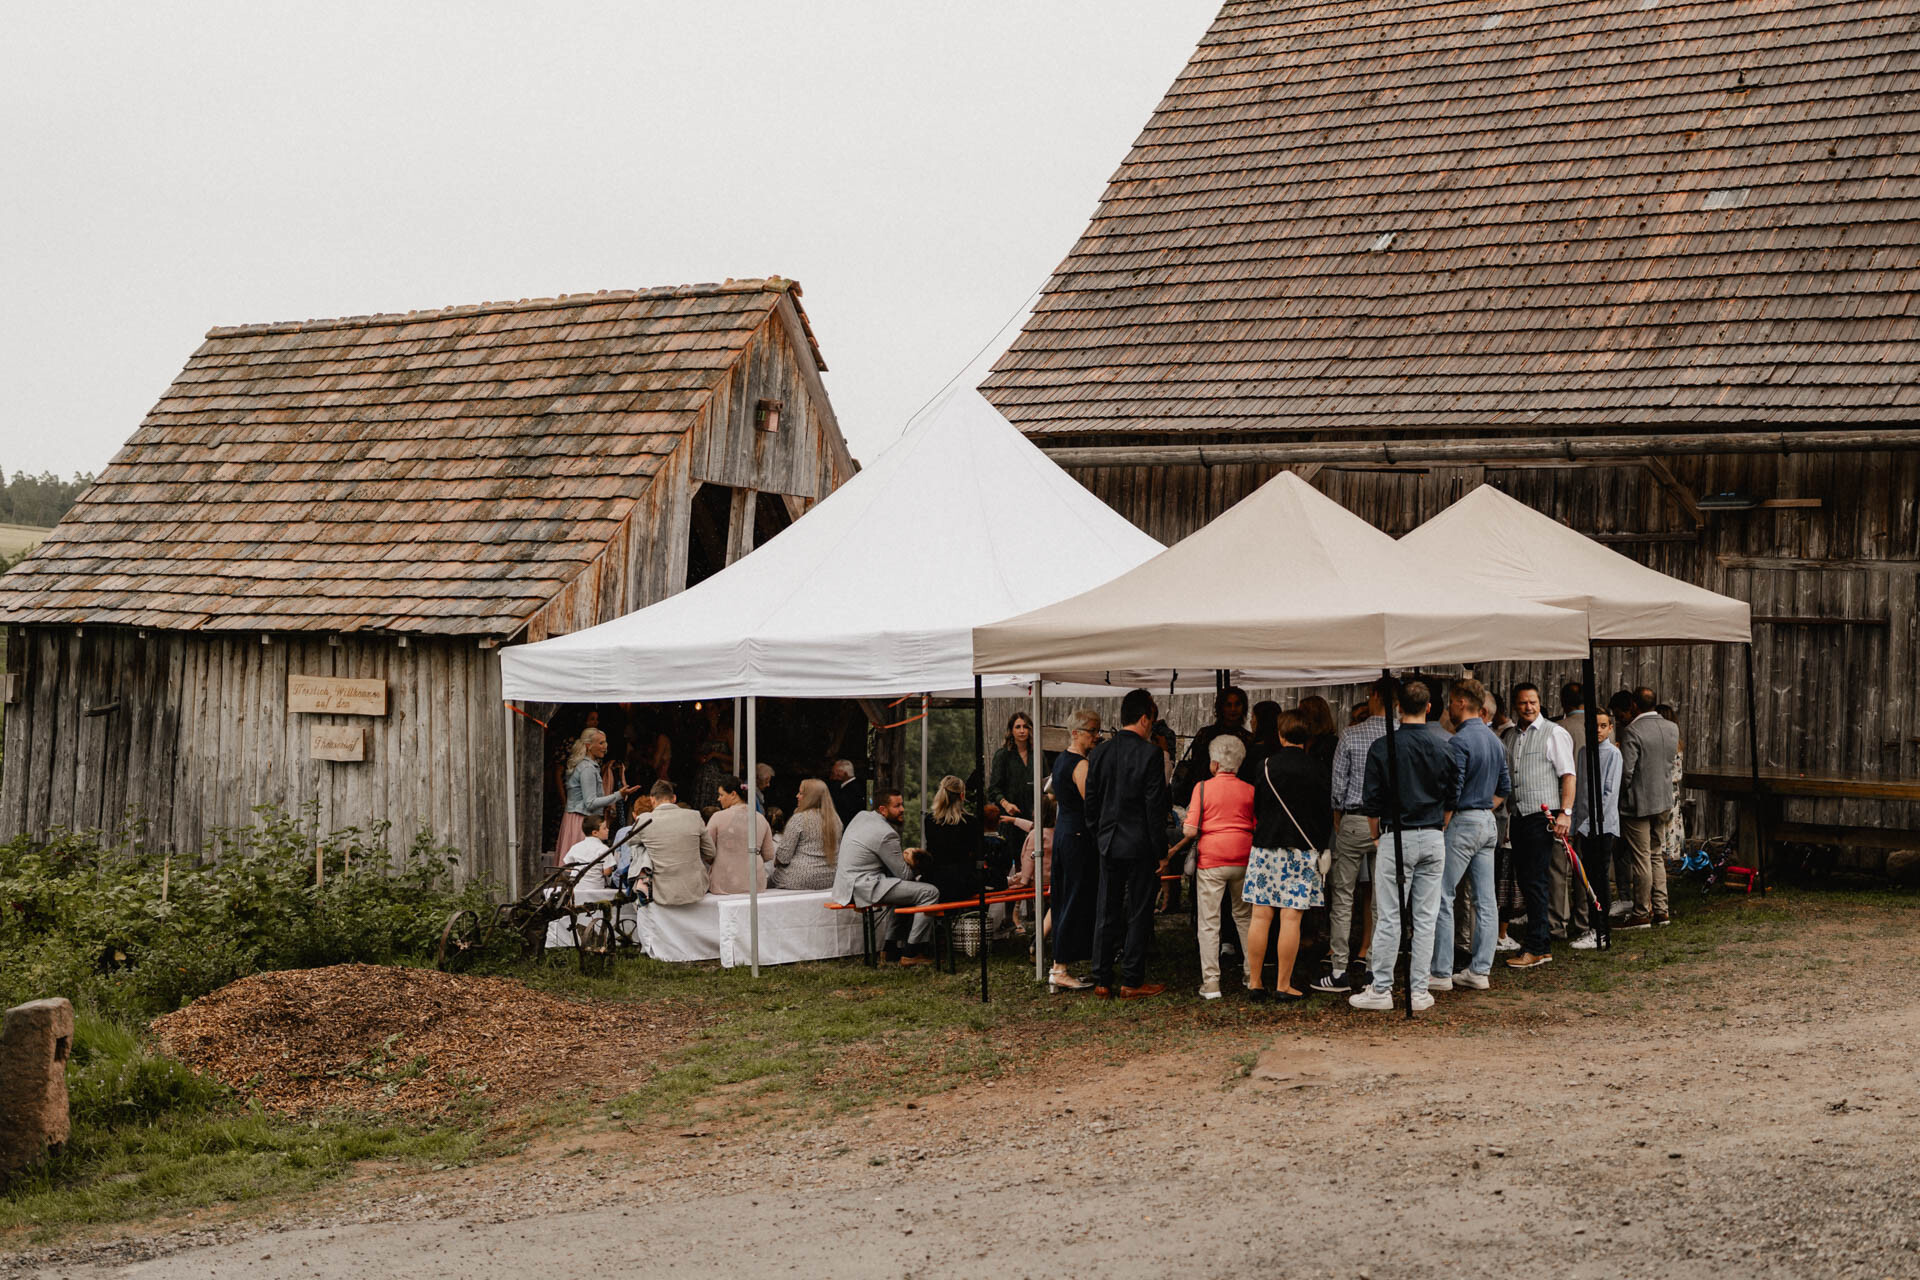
{"left": 1399, "top": 485, "right": 1751, "bottom": 645}
{"left": 972, "top": 471, "right": 1590, "bottom": 681}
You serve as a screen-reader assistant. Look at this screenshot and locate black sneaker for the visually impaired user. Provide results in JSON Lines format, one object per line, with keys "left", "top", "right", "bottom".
{"left": 1310, "top": 970, "right": 1352, "bottom": 994}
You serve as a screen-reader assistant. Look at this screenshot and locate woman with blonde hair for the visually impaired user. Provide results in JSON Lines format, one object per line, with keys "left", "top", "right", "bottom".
{"left": 923, "top": 775, "right": 998, "bottom": 902}
{"left": 770, "top": 777, "right": 842, "bottom": 890}
{"left": 559, "top": 728, "right": 642, "bottom": 859}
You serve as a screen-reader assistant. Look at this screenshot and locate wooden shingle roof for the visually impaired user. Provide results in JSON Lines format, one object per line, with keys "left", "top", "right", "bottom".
{"left": 982, "top": 0, "right": 1920, "bottom": 438}
{"left": 0, "top": 279, "right": 820, "bottom": 634}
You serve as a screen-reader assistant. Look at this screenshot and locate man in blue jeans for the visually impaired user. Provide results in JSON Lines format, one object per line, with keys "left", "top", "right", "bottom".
{"left": 1432, "top": 678, "right": 1510, "bottom": 992}
{"left": 1351, "top": 680, "right": 1453, "bottom": 1013}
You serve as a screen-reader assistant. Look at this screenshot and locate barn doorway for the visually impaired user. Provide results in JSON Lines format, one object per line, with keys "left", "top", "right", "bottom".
{"left": 684, "top": 483, "right": 734, "bottom": 588}
{"left": 753, "top": 492, "right": 794, "bottom": 548}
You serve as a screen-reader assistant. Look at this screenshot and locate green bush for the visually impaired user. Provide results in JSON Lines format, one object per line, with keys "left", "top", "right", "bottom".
{"left": 0, "top": 806, "right": 497, "bottom": 1021}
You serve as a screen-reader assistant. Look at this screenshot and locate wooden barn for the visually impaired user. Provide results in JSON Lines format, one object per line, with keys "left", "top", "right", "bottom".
{"left": 982, "top": 1, "right": 1920, "bottom": 847}
{"left": 0, "top": 278, "right": 856, "bottom": 887}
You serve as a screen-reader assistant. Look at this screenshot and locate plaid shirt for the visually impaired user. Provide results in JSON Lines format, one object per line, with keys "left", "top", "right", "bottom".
{"left": 1331, "top": 714, "right": 1389, "bottom": 811}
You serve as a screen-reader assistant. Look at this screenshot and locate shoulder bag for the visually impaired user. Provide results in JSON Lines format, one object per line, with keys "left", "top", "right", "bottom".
{"left": 1263, "top": 757, "right": 1332, "bottom": 878}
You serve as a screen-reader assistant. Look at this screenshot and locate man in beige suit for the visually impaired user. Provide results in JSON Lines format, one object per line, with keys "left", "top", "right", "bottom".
{"left": 634, "top": 779, "right": 715, "bottom": 906}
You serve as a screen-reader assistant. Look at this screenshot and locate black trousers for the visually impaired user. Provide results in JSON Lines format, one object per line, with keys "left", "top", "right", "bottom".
{"left": 1511, "top": 811, "right": 1556, "bottom": 955}
{"left": 1090, "top": 854, "right": 1159, "bottom": 988}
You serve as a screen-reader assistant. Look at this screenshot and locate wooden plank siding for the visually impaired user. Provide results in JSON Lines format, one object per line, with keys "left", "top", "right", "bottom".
{"left": 0, "top": 627, "right": 515, "bottom": 882}
{"left": 1047, "top": 449, "right": 1920, "bottom": 838}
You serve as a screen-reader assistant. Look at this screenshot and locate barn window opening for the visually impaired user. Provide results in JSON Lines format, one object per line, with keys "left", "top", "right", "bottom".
{"left": 753, "top": 492, "right": 794, "bottom": 549}
{"left": 684, "top": 484, "right": 734, "bottom": 588}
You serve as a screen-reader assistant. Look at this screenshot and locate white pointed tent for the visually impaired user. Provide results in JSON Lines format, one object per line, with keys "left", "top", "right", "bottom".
{"left": 1397, "top": 485, "right": 1751, "bottom": 645}
{"left": 1400, "top": 484, "right": 1758, "bottom": 924}
{"left": 501, "top": 388, "right": 1167, "bottom": 977}
{"left": 501, "top": 389, "right": 1165, "bottom": 703}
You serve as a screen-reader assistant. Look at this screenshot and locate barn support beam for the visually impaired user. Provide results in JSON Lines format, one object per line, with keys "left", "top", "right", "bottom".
{"left": 1040, "top": 428, "right": 1920, "bottom": 470}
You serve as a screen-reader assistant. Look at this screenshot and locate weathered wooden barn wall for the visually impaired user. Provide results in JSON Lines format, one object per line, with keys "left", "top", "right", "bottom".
{"left": 1052, "top": 448, "right": 1920, "bottom": 835}
{"left": 0, "top": 626, "right": 511, "bottom": 883}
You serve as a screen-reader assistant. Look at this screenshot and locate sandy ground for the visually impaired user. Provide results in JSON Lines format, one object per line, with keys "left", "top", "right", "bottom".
{"left": 16, "top": 903, "right": 1920, "bottom": 1280}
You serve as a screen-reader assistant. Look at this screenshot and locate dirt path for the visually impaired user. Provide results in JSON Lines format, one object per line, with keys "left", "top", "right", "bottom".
{"left": 21, "top": 903, "right": 1920, "bottom": 1279}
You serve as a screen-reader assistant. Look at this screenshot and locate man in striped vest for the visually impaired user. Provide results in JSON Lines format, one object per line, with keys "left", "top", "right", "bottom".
{"left": 1503, "top": 683, "right": 1577, "bottom": 970}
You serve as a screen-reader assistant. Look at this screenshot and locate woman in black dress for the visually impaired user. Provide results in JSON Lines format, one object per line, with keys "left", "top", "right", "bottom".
{"left": 923, "top": 775, "right": 1000, "bottom": 903}
{"left": 1044, "top": 709, "right": 1101, "bottom": 991}
{"left": 987, "top": 712, "right": 1038, "bottom": 819}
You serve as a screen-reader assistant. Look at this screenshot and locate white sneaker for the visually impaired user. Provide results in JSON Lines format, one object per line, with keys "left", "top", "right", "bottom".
{"left": 1410, "top": 989, "right": 1434, "bottom": 1012}
{"left": 1348, "top": 987, "right": 1394, "bottom": 1011}
{"left": 1198, "top": 979, "right": 1222, "bottom": 1001}
{"left": 1427, "top": 975, "right": 1453, "bottom": 992}
{"left": 1608, "top": 900, "right": 1632, "bottom": 919}
{"left": 1495, "top": 935, "right": 1522, "bottom": 953}
{"left": 1453, "top": 971, "right": 1490, "bottom": 990}
{"left": 1569, "top": 931, "right": 1599, "bottom": 951}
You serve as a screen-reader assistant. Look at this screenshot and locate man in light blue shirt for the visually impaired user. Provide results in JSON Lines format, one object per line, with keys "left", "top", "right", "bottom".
{"left": 1568, "top": 709, "right": 1623, "bottom": 950}
{"left": 1433, "top": 678, "right": 1510, "bottom": 989}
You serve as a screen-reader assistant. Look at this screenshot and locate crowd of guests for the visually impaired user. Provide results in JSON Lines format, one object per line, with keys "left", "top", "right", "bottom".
{"left": 1019, "top": 677, "right": 1686, "bottom": 1006}
{"left": 551, "top": 674, "right": 1686, "bottom": 1006}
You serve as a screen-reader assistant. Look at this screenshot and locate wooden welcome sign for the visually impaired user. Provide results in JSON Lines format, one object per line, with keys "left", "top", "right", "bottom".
{"left": 287, "top": 674, "right": 387, "bottom": 716}
{"left": 309, "top": 724, "right": 367, "bottom": 762}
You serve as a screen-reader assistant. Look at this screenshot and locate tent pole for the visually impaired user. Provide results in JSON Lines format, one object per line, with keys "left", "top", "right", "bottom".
{"left": 1583, "top": 651, "right": 1610, "bottom": 949}
{"left": 503, "top": 702, "right": 520, "bottom": 901}
{"left": 746, "top": 695, "right": 760, "bottom": 977}
{"left": 1380, "top": 671, "right": 1412, "bottom": 1021}
{"left": 732, "top": 698, "right": 741, "bottom": 774}
{"left": 1032, "top": 680, "right": 1046, "bottom": 983}
{"left": 1744, "top": 642, "right": 1768, "bottom": 892}
{"left": 975, "top": 675, "right": 989, "bottom": 1003}
{"left": 920, "top": 694, "right": 931, "bottom": 844}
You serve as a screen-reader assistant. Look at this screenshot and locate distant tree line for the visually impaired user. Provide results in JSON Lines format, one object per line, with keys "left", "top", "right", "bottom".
{"left": 0, "top": 467, "right": 93, "bottom": 527}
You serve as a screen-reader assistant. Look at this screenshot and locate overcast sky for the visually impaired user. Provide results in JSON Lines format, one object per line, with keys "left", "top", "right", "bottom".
{"left": 0, "top": 1, "right": 1218, "bottom": 480}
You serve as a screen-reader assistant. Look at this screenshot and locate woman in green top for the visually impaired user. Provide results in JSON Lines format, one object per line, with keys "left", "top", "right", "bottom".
{"left": 987, "top": 711, "right": 1037, "bottom": 819}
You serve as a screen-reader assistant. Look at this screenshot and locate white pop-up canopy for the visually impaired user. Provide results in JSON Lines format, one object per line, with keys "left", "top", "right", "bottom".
{"left": 1398, "top": 485, "right": 1751, "bottom": 644}
{"left": 500, "top": 389, "right": 1166, "bottom": 703}
{"left": 971, "top": 471, "right": 1591, "bottom": 682}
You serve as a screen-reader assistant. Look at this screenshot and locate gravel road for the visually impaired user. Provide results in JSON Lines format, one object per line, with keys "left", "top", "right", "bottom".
{"left": 16, "top": 906, "right": 1920, "bottom": 1280}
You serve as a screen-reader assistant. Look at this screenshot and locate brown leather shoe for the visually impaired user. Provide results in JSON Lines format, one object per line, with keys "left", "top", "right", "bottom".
{"left": 899, "top": 955, "right": 933, "bottom": 967}
{"left": 1092, "top": 985, "right": 1114, "bottom": 998}
{"left": 1120, "top": 983, "right": 1166, "bottom": 999}
{"left": 1505, "top": 951, "right": 1552, "bottom": 969}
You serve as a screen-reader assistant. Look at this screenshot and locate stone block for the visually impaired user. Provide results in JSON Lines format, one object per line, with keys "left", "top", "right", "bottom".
{"left": 0, "top": 997, "right": 74, "bottom": 1177}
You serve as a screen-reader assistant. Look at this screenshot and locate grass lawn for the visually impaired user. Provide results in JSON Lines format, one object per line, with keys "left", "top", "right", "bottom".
{"left": 6, "top": 882, "right": 1912, "bottom": 1245}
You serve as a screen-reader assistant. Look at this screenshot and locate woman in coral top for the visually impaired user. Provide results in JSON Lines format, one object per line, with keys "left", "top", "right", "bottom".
{"left": 1169, "top": 734, "right": 1256, "bottom": 1000}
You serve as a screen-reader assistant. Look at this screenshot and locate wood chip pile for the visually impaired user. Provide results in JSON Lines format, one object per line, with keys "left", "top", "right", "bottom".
{"left": 151, "top": 964, "right": 690, "bottom": 1118}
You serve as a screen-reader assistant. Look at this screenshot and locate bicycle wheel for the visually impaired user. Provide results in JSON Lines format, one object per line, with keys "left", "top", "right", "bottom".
{"left": 436, "top": 909, "right": 483, "bottom": 972}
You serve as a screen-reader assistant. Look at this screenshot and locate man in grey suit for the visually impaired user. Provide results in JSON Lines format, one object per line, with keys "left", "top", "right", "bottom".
{"left": 832, "top": 788, "right": 940, "bottom": 966}
{"left": 1617, "top": 688, "right": 1680, "bottom": 929}
{"left": 633, "top": 779, "right": 716, "bottom": 907}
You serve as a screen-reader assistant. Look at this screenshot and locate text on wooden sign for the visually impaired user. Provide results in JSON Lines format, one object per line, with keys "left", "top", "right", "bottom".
{"left": 287, "top": 675, "right": 387, "bottom": 716}
{"left": 309, "top": 724, "right": 367, "bottom": 762}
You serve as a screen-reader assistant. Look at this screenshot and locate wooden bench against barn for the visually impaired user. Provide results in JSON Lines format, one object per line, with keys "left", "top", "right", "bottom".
{"left": 1684, "top": 769, "right": 1920, "bottom": 878}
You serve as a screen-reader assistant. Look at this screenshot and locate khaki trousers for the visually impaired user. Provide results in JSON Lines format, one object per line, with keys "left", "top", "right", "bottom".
{"left": 1550, "top": 839, "right": 1591, "bottom": 936}
{"left": 1623, "top": 812, "right": 1671, "bottom": 915}
{"left": 1326, "top": 814, "right": 1375, "bottom": 971}
{"left": 1196, "top": 864, "right": 1252, "bottom": 988}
